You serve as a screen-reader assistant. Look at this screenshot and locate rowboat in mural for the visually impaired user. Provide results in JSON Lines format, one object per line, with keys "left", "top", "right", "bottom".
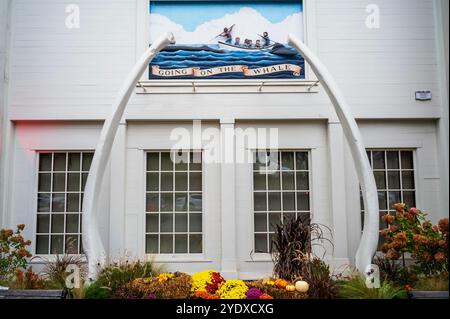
{"left": 160, "top": 42, "right": 298, "bottom": 57}
{"left": 217, "top": 40, "right": 276, "bottom": 52}
{"left": 218, "top": 41, "right": 299, "bottom": 57}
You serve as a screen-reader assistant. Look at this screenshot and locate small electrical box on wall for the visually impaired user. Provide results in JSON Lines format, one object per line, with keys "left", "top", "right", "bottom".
{"left": 415, "top": 91, "right": 432, "bottom": 101}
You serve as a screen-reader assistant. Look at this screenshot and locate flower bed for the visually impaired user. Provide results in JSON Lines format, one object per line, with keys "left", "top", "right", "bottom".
{"left": 113, "top": 272, "right": 192, "bottom": 299}
{"left": 111, "top": 270, "right": 308, "bottom": 299}
{"left": 2, "top": 204, "right": 447, "bottom": 300}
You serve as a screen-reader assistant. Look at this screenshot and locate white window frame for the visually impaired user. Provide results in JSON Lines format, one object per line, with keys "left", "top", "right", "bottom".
{"left": 143, "top": 150, "right": 205, "bottom": 259}
{"left": 360, "top": 149, "right": 418, "bottom": 236}
{"left": 33, "top": 151, "right": 93, "bottom": 257}
{"left": 135, "top": 0, "right": 319, "bottom": 93}
{"left": 251, "top": 149, "right": 312, "bottom": 255}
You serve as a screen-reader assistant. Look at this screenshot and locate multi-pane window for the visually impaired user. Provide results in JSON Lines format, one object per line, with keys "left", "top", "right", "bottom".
{"left": 361, "top": 150, "right": 416, "bottom": 242}
{"left": 36, "top": 152, "right": 93, "bottom": 254}
{"left": 253, "top": 151, "right": 311, "bottom": 253}
{"left": 145, "top": 151, "right": 203, "bottom": 254}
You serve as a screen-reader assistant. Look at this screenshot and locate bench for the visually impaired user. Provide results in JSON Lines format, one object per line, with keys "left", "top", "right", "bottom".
{"left": 408, "top": 291, "right": 449, "bottom": 299}
{"left": 0, "top": 289, "right": 66, "bottom": 299}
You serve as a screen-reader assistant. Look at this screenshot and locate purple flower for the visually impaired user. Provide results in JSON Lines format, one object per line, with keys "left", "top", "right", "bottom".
{"left": 246, "top": 288, "right": 263, "bottom": 299}
{"left": 144, "top": 294, "right": 157, "bottom": 299}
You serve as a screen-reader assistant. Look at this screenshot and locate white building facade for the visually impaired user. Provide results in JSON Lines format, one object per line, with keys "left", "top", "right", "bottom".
{"left": 0, "top": 0, "right": 448, "bottom": 279}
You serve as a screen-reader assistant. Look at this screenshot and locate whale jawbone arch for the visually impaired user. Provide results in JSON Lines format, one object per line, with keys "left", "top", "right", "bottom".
{"left": 82, "top": 33, "right": 175, "bottom": 281}
{"left": 288, "top": 34, "right": 379, "bottom": 273}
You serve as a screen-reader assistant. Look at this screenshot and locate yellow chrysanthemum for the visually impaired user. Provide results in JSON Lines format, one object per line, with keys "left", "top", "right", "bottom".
{"left": 191, "top": 270, "right": 217, "bottom": 292}
{"left": 216, "top": 280, "right": 248, "bottom": 299}
{"left": 157, "top": 273, "right": 174, "bottom": 283}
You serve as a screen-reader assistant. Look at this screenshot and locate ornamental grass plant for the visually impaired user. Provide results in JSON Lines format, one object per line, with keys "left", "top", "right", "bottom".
{"left": 271, "top": 215, "right": 333, "bottom": 283}
{"left": 337, "top": 275, "right": 408, "bottom": 299}
{"left": 41, "top": 254, "right": 87, "bottom": 289}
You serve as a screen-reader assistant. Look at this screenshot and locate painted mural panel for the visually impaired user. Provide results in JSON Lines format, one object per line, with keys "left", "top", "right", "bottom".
{"left": 149, "top": 0, "right": 305, "bottom": 80}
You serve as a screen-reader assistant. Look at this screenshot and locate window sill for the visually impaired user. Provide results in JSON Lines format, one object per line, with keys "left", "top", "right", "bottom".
{"left": 30, "top": 255, "right": 87, "bottom": 264}
{"left": 245, "top": 254, "right": 273, "bottom": 263}
{"left": 136, "top": 80, "right": 320, "bottom": 94}
{"left": 145, "top": 254, "right": 213, "bottom": 263}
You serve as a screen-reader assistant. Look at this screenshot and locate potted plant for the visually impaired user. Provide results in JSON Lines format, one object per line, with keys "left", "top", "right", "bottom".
{"left": 379, "top": 204, "right": 449, "bottom": 299}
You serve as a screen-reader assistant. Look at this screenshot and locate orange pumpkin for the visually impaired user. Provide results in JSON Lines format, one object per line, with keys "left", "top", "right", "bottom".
{"left": 274, "top": 279, "right": 288, "bottom": 289}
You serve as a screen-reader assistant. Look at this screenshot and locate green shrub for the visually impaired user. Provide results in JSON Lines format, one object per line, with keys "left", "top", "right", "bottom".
{"left": 305, "top": 258, "right": 338, "bottom": 299}
{"left": 338, "top": 275, "right": 407, "bottom": 299}
{"left": 373, "top": 255, "right": 402, "bottom": 283}
{"left": 84, "top": 259, "right": 164, "bottom": 299}
{"left": 85, "top": 283, "right": 111, "bottom": 299}
{"left": 373, "top": 255, "right": 417, "bottom": 286}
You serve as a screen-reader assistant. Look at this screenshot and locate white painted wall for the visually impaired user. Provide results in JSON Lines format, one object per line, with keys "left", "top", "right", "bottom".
{"left": 0, "top": 1, "right": 7, "bottom": 145}
{"left": 6, "top": 0, "right": 444, "bottom": 121}
{"left": 1, "top": 0, "right": 448, "bottom": 276}
{"left": 0, "top": 0, "right": 12, "bottom": 228}
{"left": 0, "top": 2, "right": 7, "bottom": 213}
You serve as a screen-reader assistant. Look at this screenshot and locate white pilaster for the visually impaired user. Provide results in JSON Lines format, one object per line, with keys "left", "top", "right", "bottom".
{"left": 0, "top": 0, "right": 13, "bottom": 228}
{"left": 219, "top": 118, "right": 238, "bottom": 278}
{"left": 328, "top": 121, "right": 350, "bottom": 267}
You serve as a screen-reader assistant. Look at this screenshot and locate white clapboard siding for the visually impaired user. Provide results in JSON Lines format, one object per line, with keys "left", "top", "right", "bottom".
{"left": 9, "top": 0, "right": 136, "bottom": 117}
{"left": 0, "top": 0, "right": 9, "bottom": 147}
{"left": 7, "top": 0, "right": 445, "bottom": 121}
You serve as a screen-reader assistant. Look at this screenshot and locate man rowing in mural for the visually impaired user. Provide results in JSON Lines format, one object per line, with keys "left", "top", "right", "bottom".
{"left": 219, "top": 24, "right": 235, "bottom": 44}
{"left": 261, "top": 32, "right": 271, "bottom": 47}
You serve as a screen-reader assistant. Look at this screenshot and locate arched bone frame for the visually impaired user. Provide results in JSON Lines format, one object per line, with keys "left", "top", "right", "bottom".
{"left": 82, "top": 33, "right": 175, "bottom": 281}
{"left": 81, "top": 31, "right": 378, "bottom": 280}
{"left": 288, "top": 34, "right": 379, "bottom": 273}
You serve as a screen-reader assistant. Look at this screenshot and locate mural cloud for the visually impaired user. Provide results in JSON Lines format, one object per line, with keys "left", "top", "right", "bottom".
{"left": 149, "top": 7, "right": 303, "bottom": 45}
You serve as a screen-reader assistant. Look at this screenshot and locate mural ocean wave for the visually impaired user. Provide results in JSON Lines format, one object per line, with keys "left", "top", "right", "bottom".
{"left": 150, "top": 46, "right": 305, "bottom": 80}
